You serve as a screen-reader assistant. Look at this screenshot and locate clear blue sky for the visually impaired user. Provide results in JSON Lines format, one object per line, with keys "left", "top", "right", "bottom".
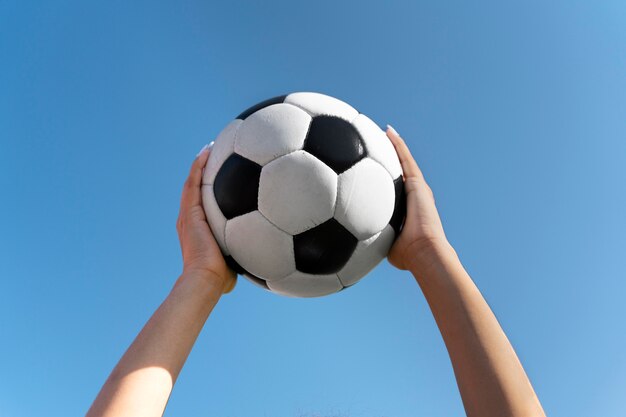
{"left": 1, "top": 1, "right": 625, "bottom": 416}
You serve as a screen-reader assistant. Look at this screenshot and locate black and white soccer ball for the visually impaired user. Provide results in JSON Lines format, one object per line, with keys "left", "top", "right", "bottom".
{"left": 201, "top": 92, "right": 405, "bottom": 298}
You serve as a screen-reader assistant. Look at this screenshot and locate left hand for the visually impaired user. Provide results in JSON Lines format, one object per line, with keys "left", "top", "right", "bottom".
{"left": 176, "top": 144, "right": 237, "bottom": 293}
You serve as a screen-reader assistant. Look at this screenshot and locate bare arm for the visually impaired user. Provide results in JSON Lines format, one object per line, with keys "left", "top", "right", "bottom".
{"left": 86, "top": 145, "right": 237, "bottom": 417}
{"left": 385, "top": 125, "right": 545, "bottom": 417}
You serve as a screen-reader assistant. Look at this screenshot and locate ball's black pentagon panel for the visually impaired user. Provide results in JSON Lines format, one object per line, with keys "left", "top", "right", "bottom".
{"left": 236, "top": 94, "right": 288, "bottom": 120}
{"left": 389, "top": 176, "right": 406, "bottom": 234}
{"left": 293, "top": 218, "right": 358, "bottom": 274}
{"left": 214, "top": 154, "right": 262, "bottom": 219}
{"left": 303, "top": 115, "right": 366, "bottom": 174}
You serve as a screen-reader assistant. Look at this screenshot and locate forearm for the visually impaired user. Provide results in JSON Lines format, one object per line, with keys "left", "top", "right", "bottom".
{"left": 410, "top": 241, "right": 545, "bottom": 417}
{"left": 86, "top": 272, "right": 224, "bottom": 417}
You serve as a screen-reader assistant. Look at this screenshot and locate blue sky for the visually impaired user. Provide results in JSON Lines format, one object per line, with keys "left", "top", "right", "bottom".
{"left": 1, "top": 1, "right": 625, "bottom": 416}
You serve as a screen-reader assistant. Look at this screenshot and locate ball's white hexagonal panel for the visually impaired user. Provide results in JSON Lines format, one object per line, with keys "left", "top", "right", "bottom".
{"left": 267, "top": 271, "right": 343, "bottom": 298}
{"left": 352, "top": 114, "right": 403, "bottom": 179}
{"left": 335, "top": 158, "right": 395, "bottom": 240}
{"left": 285, "top": 92, "right": 358, "bottom": 122}
{"left": 259, "top": 150, "right": 337, "bottom": 235}
{"left": 234, "top": 103, "right": 312, "bottom": 166}
{"left": 201, "top": 184, "right": 229, "bottom": 255}
{"left": 203, "top": 119, "right": 242, "bottom": 186}
{"left": 225, "top": 211, "right": 295, "bottom": 281}
{"left": 337, "top": 224, "right": 395, "bottom": 287}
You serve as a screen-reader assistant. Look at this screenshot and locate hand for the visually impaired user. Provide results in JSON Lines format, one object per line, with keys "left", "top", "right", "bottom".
{"left": 385, "top": 125, "right": 451, "bottom": 273}
{"left": 176, "top": 144, "right": 237, "bottom": 293}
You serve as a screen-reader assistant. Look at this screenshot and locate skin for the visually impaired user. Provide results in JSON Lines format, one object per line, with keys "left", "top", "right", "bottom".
{"left": 86, "top": 129, "right": 545, "bottom": 417}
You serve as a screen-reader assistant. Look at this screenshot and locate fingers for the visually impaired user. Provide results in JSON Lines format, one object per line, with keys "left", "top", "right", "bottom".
{"left": 180, "top": 143, "right": 212, "bottom": 214}
{"left": 385, "top": 125, "right": 425, "bottom": 182}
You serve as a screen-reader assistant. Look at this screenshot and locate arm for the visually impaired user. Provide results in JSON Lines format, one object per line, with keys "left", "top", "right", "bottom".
{"left": 385, "top": 125, "right": 545, "bottom": 417}
{"left": 86, "top": 144, "right": 237, "bottom": 417}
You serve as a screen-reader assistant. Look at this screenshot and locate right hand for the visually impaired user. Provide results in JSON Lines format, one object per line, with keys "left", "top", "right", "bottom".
{"left": 385, "top": 125, "right": 450, "bottom": 273}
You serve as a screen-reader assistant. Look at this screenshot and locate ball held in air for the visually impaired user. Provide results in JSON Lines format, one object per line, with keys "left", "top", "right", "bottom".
{"left": 201, "top": 92, "right": 406, "bottom": 298}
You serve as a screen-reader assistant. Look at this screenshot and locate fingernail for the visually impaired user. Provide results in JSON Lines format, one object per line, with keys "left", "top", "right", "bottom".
{"left": 386, "top": 124, "right": 400, "bottom": 137}
{"left": 196, "top": 144, "right": 210, "bottom": 157}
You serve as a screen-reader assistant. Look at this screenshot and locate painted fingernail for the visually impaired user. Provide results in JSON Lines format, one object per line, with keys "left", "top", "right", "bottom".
{"left": 208, "top": 140, "right": 215, "bottom": 150}
{"left": 386, "top": 124, "right": 399, "bottom": 137}
{"left": 196, "top": 144, "right": 210, "bottom": 157}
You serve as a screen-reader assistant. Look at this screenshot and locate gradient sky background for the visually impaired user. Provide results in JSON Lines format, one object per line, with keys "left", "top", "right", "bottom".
{"left": 1, "top": 1, "right": 625, "bottom": 416}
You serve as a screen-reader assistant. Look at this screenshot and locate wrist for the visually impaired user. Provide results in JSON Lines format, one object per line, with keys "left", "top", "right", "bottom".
{"left": 407, "top": 238, "right": 459, "bottom": 280}
{"left": 175, "top": 269, "right": 227, "bottom": 300}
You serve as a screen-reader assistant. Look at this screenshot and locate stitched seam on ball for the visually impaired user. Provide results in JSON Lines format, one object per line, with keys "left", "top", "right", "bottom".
{"left": 261, "top": 148, "right": 302, "bottom": 168}
{"left": 339, "top": 167, "right": 356, "bottom": 220}
{"left": 282, "top": 100, "right": 315, "bottom": 117}
{"left": 373, "top": 153, "right": 400, "bottom": 181}
{"left": 350, "top": 113, "right": 372, "bottom": 159}
{"left": 331, "top": 172, "right": 339, "bottom": 218}
{"left": 371, "top": 158, "right": 397, "bottom": 224}
{"left": 256, "top": 210, "right": 298, "bottom": 279}
{"left": 223, "top": 220, "right": 232, "bottom": 257}
{"left": 230, "top": 117, "right": 245, "bottom": 157}
{"left": 201, "top": 184, "right": 230, "bottom": 256}
{"left": 299, "top": 116, "right": 313, "bottom": 154}
{"left": 336, "top": 273, "right": 347, "bottom": 288}
{"left": 252, "top": 111, "right": 312, "bottom": 167}
{"left": 257, "top": 209, "right": 291, "bottom": 236}
{"left": 253, "top": 211, "right": 296, "bottom": 280}
{"left": 205, "top": 121, "right": 241, "bottom": 186}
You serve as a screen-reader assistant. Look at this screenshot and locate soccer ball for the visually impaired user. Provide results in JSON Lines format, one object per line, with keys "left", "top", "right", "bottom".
{"left": 202, "top": 92, "right": 405, "bottom": 297}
